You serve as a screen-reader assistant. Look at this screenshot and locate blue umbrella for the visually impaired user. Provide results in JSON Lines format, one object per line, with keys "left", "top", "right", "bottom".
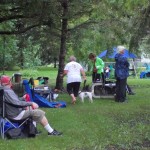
{"left": 98, "top": 50, "right": 107, "bottom": 58}
{"left": 98, "top": 47, "right": 137, "bottom": 59}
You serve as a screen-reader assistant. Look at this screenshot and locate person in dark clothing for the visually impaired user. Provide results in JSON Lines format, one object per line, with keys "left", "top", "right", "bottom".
{"left": 115, "top": 46, "right": 129, "bottom": 102}
{"left": 126, "top": 84, "right": 135, "bottom": 95}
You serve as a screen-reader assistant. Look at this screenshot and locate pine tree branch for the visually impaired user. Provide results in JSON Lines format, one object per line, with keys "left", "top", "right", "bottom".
{"left": 0, "top": 24, "right": 40, "bottom": 35}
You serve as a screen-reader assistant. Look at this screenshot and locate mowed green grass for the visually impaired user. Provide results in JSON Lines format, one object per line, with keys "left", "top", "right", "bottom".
{"left": 0, "top": 70, "right": 150, "bottom": 150}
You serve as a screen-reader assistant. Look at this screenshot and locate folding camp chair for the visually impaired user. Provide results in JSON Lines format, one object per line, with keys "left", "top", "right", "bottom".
{"left": 0, "top": 88, "right": 30, "bottom": 139}
{"left": 28, "top": 77, "right": 54, "bottom": 102}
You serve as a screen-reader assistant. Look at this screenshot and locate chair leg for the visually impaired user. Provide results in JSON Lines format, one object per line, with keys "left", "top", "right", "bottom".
{"left": 0, "top": 118, "right": 5, "bottom": 139}
{"left": 0, "top": 117, "right": 31, "bottom": 139}
{"left": 2, "top": 119, "right": 5, "bottom": 139}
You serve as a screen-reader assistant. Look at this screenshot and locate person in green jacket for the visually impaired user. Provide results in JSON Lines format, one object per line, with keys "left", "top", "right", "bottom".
{"left": 88, "top": 53, "right": 105, "bottom": 83}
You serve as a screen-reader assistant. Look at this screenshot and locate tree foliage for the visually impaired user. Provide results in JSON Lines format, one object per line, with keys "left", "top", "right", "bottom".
{"left": 0, "top": 0, "right": 150, "bottom": 89}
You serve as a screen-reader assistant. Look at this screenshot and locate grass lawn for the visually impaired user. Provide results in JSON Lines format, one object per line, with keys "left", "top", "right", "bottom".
{"left": 0, "top": 70, "right": 150, "bottom": 150}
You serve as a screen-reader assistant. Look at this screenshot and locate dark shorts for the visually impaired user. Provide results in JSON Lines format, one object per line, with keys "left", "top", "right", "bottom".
{"left": 67, "top": 82, "right": 80, "bottom": 97}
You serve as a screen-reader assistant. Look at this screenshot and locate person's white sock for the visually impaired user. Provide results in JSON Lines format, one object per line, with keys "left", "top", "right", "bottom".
{"left": 33, "top": 121, "right": 36, "bottom": 127}
{"left": 44, "top": 124, "right": 54, "bottom": 133}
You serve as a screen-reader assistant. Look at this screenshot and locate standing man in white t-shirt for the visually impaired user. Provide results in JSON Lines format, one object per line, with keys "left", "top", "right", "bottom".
{"left": 62, "top": 56, "right": 86, "bottom": 104}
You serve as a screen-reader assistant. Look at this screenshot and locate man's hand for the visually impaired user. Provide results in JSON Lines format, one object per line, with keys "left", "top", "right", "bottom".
{"left": 32, "top": 102, "right": 39, "bottom": 109}
{"left": 82, "top": 76, "right": 86, "bottom": 81}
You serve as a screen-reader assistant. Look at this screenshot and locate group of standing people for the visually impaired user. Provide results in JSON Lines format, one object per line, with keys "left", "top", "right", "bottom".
{"left": 62, "top": 45, "right": 133, "bottom": 104}
{"left": 0, "top": 45, "right": 133, "bottom": 138}
{"left": 0, "top": 44, "right": 134, "bottom": 141}
{"left": 61, "top": 53, "right": 105, "bottom": 104}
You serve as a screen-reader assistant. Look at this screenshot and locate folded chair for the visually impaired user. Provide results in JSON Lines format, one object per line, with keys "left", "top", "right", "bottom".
{"left": 0, "top": 88, "right": 30, "bottom": 139}
{"left": 29, "top": 77, "right": 53, "bottom": 100}
{"left": 23, "top": 79, "right": 66, "bottom": 108}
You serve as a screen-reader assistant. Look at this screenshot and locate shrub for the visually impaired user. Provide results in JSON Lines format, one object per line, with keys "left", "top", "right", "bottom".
{"left": 86, "top": 71, "right": 92, "bottom": 76}
{"left": 37, "top": 66, "right": 57, "bottom": 71}
{"left": 10, "top": 66, "right": 21, "bottom": 71}
{"left": 21, "top": 69, "right": 39, "bottom": 77}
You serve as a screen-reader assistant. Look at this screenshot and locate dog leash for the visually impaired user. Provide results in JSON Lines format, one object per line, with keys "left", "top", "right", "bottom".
{"left": 79, "top": 80, "right": 87, "bottom": 94}
{"left": 83, "top": 79, "right": 86, "bottom": 89}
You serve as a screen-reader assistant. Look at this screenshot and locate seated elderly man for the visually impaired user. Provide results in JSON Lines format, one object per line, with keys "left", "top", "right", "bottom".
{"left": 0, "top": 75, "right": 62, "bottom": 136}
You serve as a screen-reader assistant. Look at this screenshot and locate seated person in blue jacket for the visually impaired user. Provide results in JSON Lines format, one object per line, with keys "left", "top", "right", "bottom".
{"left": 0, "top": 75, "right": 62, "bottom": 136}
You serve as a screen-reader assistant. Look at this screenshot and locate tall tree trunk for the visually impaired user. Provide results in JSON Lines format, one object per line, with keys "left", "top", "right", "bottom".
{"left": 20, "top": 47, "right": 24, "bottom": 69}
{"left": 2, "top": 36, "right": 6, "bottom": 75}
{"left": 53, "top": 57, "right": 57, "bottom": 68}
{"left": 55, "top": 0, "right": 68, "bottom": 90}
{"left": 17, "top": 36, "right": 24, "bottom": 69}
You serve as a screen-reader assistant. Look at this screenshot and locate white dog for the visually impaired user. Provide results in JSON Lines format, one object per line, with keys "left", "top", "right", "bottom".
{"left": 78, "top": 91, "right": 93, "bottom": 103}
{"left": 78, "top": 80, "right": 93, "bottom": 103}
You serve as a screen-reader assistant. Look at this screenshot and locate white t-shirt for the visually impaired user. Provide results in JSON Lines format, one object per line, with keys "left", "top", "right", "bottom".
{"left": 64, "top": 61, "right": 83, "bottom": 83}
